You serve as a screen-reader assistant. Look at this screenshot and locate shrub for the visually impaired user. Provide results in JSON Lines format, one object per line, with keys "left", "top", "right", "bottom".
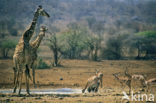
{"left": 0, "top": 40, "right": 17, "bottom": 58}
{"left": 37, "top": 58, "right": 50, "bottom": 69}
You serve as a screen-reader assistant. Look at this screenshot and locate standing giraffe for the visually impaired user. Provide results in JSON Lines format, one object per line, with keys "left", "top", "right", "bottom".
{"left": 29, "top": 26, "right": 48, "bottom": 88}
{"left": 13, "top": 26, "right": 48, "bottom": 94}
{"left": 13, "top": 5, "right": 50, "bottom": 95}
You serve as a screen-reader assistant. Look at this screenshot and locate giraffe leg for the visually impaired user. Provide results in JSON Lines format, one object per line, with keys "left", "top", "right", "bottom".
{"left": 13, "top": 58, "right": 17, "bottom": 85}
{"left": 18, "top": 69, "right": 23, "bottom": 95}
{"left": 13, "top": 63, "right": 21, "bottom": 93}
{"left": 13, "top": 69, "right": 19, "bottom": 93}
{"left": 32, "top": 65, "right": 36, "bottom": 88}
{"left": 13, "top": 67, "right": 16, "bottom": 85}
{"left": 25, "top": 65, "right": 30, "bottom": 95}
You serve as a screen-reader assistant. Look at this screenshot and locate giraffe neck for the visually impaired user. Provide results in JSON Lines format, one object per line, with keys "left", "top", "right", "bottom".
{"left": 29, "top": 11, "right": 39, "bottom": 33}
{"left": 31, "top": 32, "right": 45, "bottom": 50}
{"left": 20, "top": 10, "right": 39, "bottom": 44}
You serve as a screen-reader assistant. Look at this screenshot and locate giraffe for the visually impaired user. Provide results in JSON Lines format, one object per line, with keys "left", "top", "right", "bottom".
{"left": 13, "top": 26, "right": 48, "bottom": 90}
{"left": 13, "top": 5, "right": 50, "bottom": 95}
{"left": 28, "top": 26, "right": 48, "bottom": 88}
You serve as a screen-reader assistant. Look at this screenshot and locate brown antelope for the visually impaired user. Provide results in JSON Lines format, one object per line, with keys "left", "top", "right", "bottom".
{"left": 113, "top": 73, "right": 131, "bottom": 95}
{"left": 132, "top": 74, "right": 145, "bottom": 80}
{"left": 131, "top": 74, "right": 146, "bottom": 87}
{"left": 144, "top": 78, "right": 156, "bottom": 92}
{"left": 82, "top": 71, "right": 103, "bottom": 93}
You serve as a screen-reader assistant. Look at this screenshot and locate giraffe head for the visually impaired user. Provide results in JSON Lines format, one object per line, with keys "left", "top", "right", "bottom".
{"left": 40, "top": 26, "right": 48, "bottom": 32}
{"left": 40, "top": 26, "right": 48, "bottom": 37}
{"left": 37, "top": 5, "right": 50, "bottom": 18}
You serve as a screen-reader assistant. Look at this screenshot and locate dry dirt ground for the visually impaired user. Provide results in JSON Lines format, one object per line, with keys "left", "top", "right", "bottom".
{"left": 0, "top": 59, "right": 156, "bottom": 103}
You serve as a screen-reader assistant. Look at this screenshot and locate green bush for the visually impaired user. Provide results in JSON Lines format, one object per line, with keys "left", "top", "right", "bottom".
{"left": 37, "top": 58, "right": 50, "bottom": 69}
{"left": 0, "top": 40, "right": 17, "bottom": 58}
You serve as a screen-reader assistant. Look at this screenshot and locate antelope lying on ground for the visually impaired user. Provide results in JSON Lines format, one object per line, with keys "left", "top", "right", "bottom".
{"left": 82, "top": 72, "right": 103, "bottom": 93}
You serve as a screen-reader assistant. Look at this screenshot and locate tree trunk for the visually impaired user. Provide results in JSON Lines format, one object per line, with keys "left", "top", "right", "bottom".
{"left": 93, "top": 48, "right": 98, "bottom": 61}
{"left": 54, "top": 48, "right": 58, "bottom": 66}
{"left": 2, "top": 48, "right": 9, "bottom": 58}
{"left": 136, "top": 44, "right": 141, "bottom": 60}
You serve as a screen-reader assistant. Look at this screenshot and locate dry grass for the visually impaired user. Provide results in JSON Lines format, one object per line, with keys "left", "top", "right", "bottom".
{"left": 0, "top": 59, "right": 156, "bottom": 103}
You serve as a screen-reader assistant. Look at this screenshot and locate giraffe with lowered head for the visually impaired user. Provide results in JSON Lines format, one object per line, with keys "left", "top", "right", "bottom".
{"left": 13, "top": 5, "right": 50, "bottom": 95}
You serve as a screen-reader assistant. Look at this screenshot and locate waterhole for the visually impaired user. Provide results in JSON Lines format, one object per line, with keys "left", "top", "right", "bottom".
{"left": 0, "top": 88, "right": 82, "bottom": 94}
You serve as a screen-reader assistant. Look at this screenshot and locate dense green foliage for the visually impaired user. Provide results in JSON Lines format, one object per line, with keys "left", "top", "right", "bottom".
{"left": 136, "top": 31, "right": 156, "bottom": 38}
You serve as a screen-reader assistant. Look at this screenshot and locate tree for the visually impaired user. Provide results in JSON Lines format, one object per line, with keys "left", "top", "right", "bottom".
{"left": 87, "top": 20, "right": 105, "bottom": 61}
{"left": 0, "top": 40, "right": 17, "bottom": 58}
{"left": 61, "top": 23, "right": 88, "bottom": 59}
{"left": 85, "top": 35, "right": 101, "bottom": 61}
{"left": 64, "top": 29, "right": 83, "bottom": 59}
{"left": 136, "top": 31, "right": 156, "bottom": 59}
{"left": 102, "top": 35, "right": 126, "bottom": 60}
{"left": 125, "top": 31, "right": 156, "bottom": 59}
{"left": 48, "top": 26, "right": 61, "bottom": 67}
{"left": 48, "top": 33, "right": 61, "bottom": 66}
